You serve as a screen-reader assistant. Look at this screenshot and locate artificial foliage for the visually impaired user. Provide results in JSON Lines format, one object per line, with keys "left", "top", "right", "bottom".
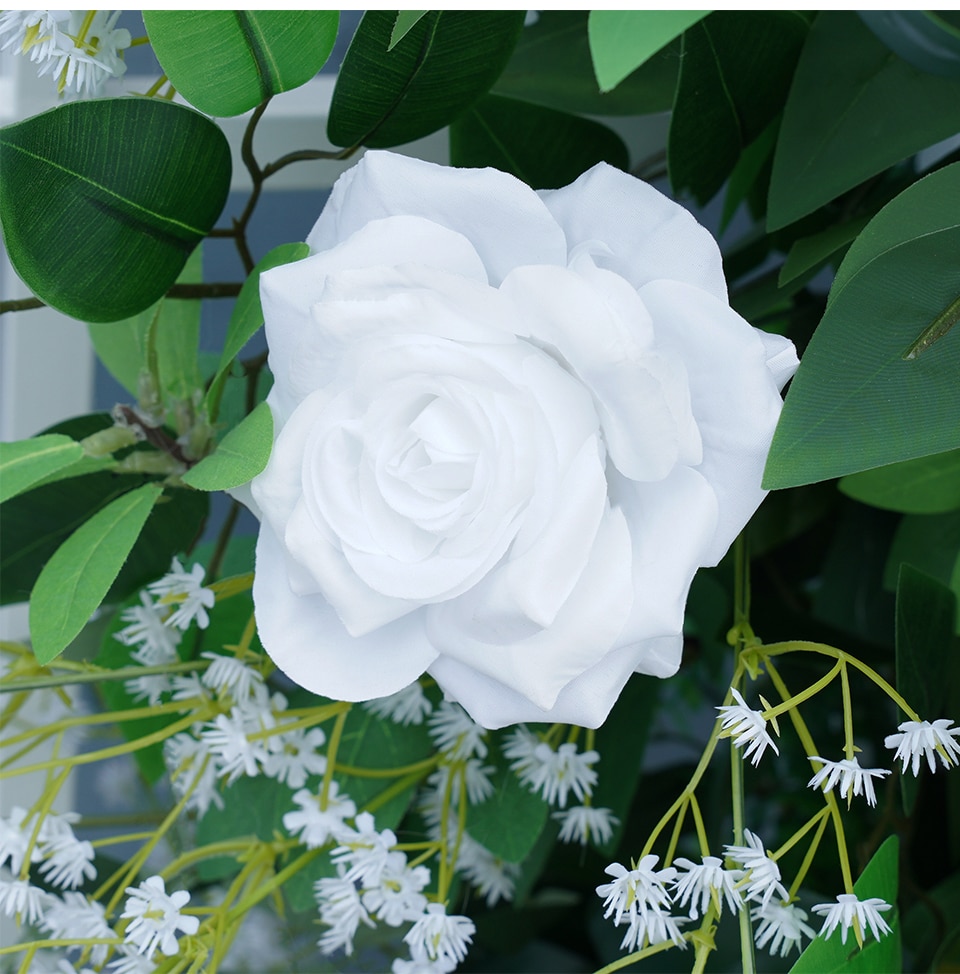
{"left": 1, "top": 10, "right": 959, "bottom": 974}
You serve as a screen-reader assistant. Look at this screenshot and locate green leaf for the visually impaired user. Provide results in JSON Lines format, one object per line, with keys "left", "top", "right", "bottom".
{"left": 449, "top": 94, "right": 629, "bottom": 190}
{"left": 0, "top": 435, "right": 83, "bottom": 505}
{"left": 0, "top": 99, "right": 230, "bottom": 322}
{"left": 790, "top": 836, "right": 901, "bottom": 973}
{"left": 182, "top": 402, "right": 273, "bottom": 491}
{"left": 778, "top": 215, "right": 871, "bottom": 288}
{"left": 205, "top": 242, "right": 309, "bottom": 418}
{"left": 859, "top": 11, "right": 960, "bottom": 79}
{"left": 467, "top": 742, "right": 549, "bottom": 863}
{"left": 668, "top": 11, "right": 808, "bottom": 204}
{"left": 493, "top": 12, "right": 679, "bottom": 117}
{"left": 390, "top": 10, "right": 427, "bottom": 51}
{"left": 894, "top": 566, "right": 957, "bottom": 814}
{"left": 327, "top": 11, "right": 525, "bottom": 149}
{"left": 767, "top": 12, "right": 960, "bottom": 230}
{"left": 840, "top": 449, "right": 960, "bottom": 514}
{"left": 763, "top": 165, "right": 960, "bottom": 489}
{"left": 588, "top": 10, "right": 709, "bottom": 93}
{"left": 720, "top": 119, "right": 778, "bottom": 233}
{"left": 143, "top": 11, "right": 339, "bottom": 117}
{"left": 29, "top": 484, "right": 163, "bottom": 665}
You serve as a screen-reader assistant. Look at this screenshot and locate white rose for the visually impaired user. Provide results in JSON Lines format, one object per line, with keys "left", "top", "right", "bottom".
{"left": 250, "top": 150, "right": 798, "bottom": 730}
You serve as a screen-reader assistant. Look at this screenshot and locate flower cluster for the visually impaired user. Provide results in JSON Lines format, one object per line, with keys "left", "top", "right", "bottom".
{"left": 0, "top": 9, "right": 130, "bottom": 97}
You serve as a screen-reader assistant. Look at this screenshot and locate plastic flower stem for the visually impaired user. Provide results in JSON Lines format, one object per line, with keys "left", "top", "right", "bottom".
{"left": 764, "top": 660, "right": 854, "bottom": 894}
{"left": 593, "top": 934, "right": 693, "bottom": 974}
{"left": 73, "top": 10, "right": 96, "bottom": 48}
{"left": 21, "top": 764, "right": 68, "bottom": 879}
{"left": 129, "top": 35, "right": 150, "bottom": 46}
{"left": 320, "top": 704, "right": 350, "bottom": 808}
{"left": 144, "top": 73, "right": 168, "bottom": 98}
{"left": 209, "top": 849, "right": 275, "bottom": 969}
{"left": 840, "top": 661, "right": 856, "bottom": 760}
{"left": 663, "top": 796, "right": 689, "bottom": 866}
{"left": 773, "top": 805, "right": 831, "bottom": 861}
{"left": 334, "top": 756, "right": 440, "bottom": 778}
{"left": 0, "top": 658, "right": 211, "bottom": 694}
{"left": 161, "top": 838, "right": 282, "bottom": 880}
{"left": 365, "top": 767, "right": 436, "bottom": 817}
{"left": 730, "top": 689, "right": 756, "bottom": 974}
{"left": 691, "top": 906, "right": 719, "bottom": 974}
{"left": 0, "top": 690, "right": 28, "bottom": 729}
{"left": 0, "top": 938, "right": 120, "bottom": 958}
{"left": 91, "top": 831, "right": 159, "bottom": 848}
{"left": 761, "top": 659, "right": 842, "bottom": 721}
{"left": 437, "top": 758, "right": 457, "bottom": 902}
{"left": 689, "top": 792, "right": 710, "bottom": 858}
{"left": 209, "top": 573, "right": 254, "bottom": 601}
{"left": 15, "top": 944, "right": 36, "bottom": 974}
{"left": 787, "top": 808, "right": 829, "bottom": 901}
{"left": 762, "top": 641, "right": 922, "bottom": 722}
{"left": 226, "top": 846, "right": 325, "bottom": 921}
{"left": 245, "top": 710, "right": 340, "bottom": 743}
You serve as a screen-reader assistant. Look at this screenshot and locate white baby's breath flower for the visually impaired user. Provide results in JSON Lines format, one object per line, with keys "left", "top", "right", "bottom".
{"left": 596, "top": 856, "right": 676, "bottom": 926}
{"left": 115, "top": 593, "right": 181, "bottom": 663}
{"left": 404, "top": 902, "right": 475, "bottom": 968}
{"left": 124, "top": 674, "right": 172, "bottom": 707}
{"left": 106, "top": 944, "right": 158, "bottom": 974}
{"left": 553, "top": 804, "right": 618, "bottom": 846}
{"left": 0, "top": 806, "right": 42, "bottom": 874}
{"left": 262, "top": 723, "right": 327, "bottom": 788}
{"left": 163, "top": 731, "right": 223, "bottom": 818}
{"left": 723, "top": 829, "right": 788, "bottom": 910}
{"left": 331, "top": 812, "right": 398, "bottom": 888}
{"left": 717, "top": 688, "right": 780, "bottom": 766}
{"left": 807, "top": 755, "right": 891, "bottom": 807}
{"left": 282, "top": 782, "right": 356, "bottom": 849}
{"left": 0, "top": 10, "right": 65, "bottom": 62}
{"left": 885, "top": 718, "right": 960, "bottom": 775}
{"left": 617, "top": 906, "right": 687, "bottom": 951}
{"left": 201, "top": 651, "right": 264, "bottom": 700}
{"left": 314, "top": 868, "right": 374, "bottom": 956}
{"left": 363, "top": 681, "right": 433, "bottom": 725}
{"left": 427, "top": 759, "right": 495, "bottom": 806}
{"left": 120, "top": 875, "right": 199, "bottom": 958}
{"left": 428, "top": 701, "right": 488, "bottom": 761}
{"left": 513, "top": 740, "right": 599, "bottom": 807}
{"left": 752, "top": 899, "right": 816, "bottom": 958}
{"left": 42, "top": 891, "right": 115, "bottom": 967}
{"left": 148, "top": 558, "right": 215, "bottom": 631}
{"left": 200, "top": 708, "right": 270, "bottom": 784}
{"left": 0, "top": 876, "right": 52, "bottom": 924}
{"left": 812, "top": 893, "right": 893, "bottom": 945}
{"left": 37, "top": 831, "right": 97, "bottom": 889}
{"left": 454, "top": 830, "right": 520, "bottom": 906}
{"left": 360, "top": 851, "right": 430, "bottom": 926}
{"left": 671, "top": 855, "right": 743, "bottom": 919}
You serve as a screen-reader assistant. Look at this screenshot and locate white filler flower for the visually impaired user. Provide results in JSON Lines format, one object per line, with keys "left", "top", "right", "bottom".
{"left": 885, "top": 718, "right": 960, "bottom": 775}
{"left": 717, "top": 689, "right": 780, "bottom": 766}
{"left": 752, "top": 900, "right": 816, "bottom": 957}
{"left": 724, "top": 829, "right": 789, "bottom": 910}
{"left": 121, "top": 875, "right": 199, "bottom": 958}
{"left": 249, "top": 150, "right": 798, "bottom": 729}
{"left": 812, "top": 893, "right": 893, "bottom": 945}
{"left": 807, "top": 755, "right": 891, "bottom": 807}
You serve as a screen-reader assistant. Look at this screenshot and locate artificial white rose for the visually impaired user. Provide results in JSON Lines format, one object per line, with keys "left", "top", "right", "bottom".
{"left": 250, "top": 150, "right": 798, "bottom": 730}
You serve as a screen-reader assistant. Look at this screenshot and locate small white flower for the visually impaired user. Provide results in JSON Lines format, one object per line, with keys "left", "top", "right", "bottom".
{"left": 885, "top": 719, "right": 960, "bottom": 776}
{"left": 282, "top": 783, "right": 356, "bottom": 849}
{"left": 37, "top": 832, "right": 97, "bottom": 889}
{"left": 120, "top": 875, "right": 199, "bottom": 958}
{"left": 553, "top": 805, "right": 619, "bottom": 846}
{"left": 360, "top": 851, "right": 430, "bottom": 926}
{"left": 168, "top": 672, "right": 209, "bottom": 702}
{"left": 42, "top": 891, "right": 115, "bottom": 966}
{"left": 115, "top": 593, "right": 181, "bottom": 663}
{"left": 147, "top": 558, "right": 215, "bottom": 631}
{"left": 201, "top": 652, "right": 264, "bottom": 701}
{"left": 163, "top": 732, "right": 223, "bottom": 818}
{"left": 454, "top": 830, "right": 520, "bottom": 906}
{"left": 427, "top": 759, "right": 495, "bottom": 806}
{"left": 125, "top": 673, "right": 172, "bottom": 707}
{"left": 752, "top": 899, "right": 816, "bottom": 958}
{"left": 596, "top": 856, "right": 676, "bottom": 926}
{"left": 105, "top": 944, "right": 157, "bottom": 974}
{"left": 392, "top": 957, "right": 456, "bottom": 974}
{"left": 404, "top": 902, "right": 475, "bottom": 967}
{"left": 717, "top": 688, "right": 780, "bottom": 766}
{"left": 331, "top": 812, "right": 398, "bottom": 888}
{"left": 807, "top": 755, "right": 891, "bottom": 807}
{"left": 0, "top": 876, "right": 52, "bottom": 924}
{"left": 812, "top": 893, "right": 893, "bottom": 945}
{"left": 617, "top": 906, "right": 687, "bottom": 951}
{"left": 723, "top": 829, "right": 788, "bottom": 910}
{"left": 0, "top": 10, "right": 65, "bottom": 62}
{"left": 671, "top": 855, "right": 743, "bottom": 919}
{"left": 428, "top": 701, "right": 488, "bottom": 761}
{"left": 508, "top": 738, "right": 599, "bottom": 808}
{"left": 314, "top": 868, "right": 374, "bottom": 956}
{"left": 363, "top": 681, "right": 433, "bottom": 725}
{"left": 262, "top": 723, "right": 327, "bottom": 788}
{"left": 0, "top": 806, "right": 42, "bottom": 874}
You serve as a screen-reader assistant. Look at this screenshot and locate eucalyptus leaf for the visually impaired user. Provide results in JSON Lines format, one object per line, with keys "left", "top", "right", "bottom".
{"left": 182, "top": 402, "right": 273, "bottom": 491}
{"left": 778, "top": 215, "right": 871, "bottom": 288}
{"left": 29, "top": 483, "right": 163, "bottom": 665}
{"left": 0, "top": 435, "right": 83, "bottom": 505}
{"left": 450, "top": 94, "right": 629, "bottom": 190}
{"left": 328, "top": 11, "right": 525, "bottom": 149}
{"left": 763, "top": 167, "right": 960, "bottom": 489}
{"left": 768, "top": 12, "right": 960, "bottom": 230}
{"left": 0, "top": 99, "right": 230, "bottom": 322}
{"left": 389, "top": 10, "right": 427, "bottom": 51}
{"left": 587, "top": 10, "right": 709, "bottom": 93}
{"left": 143, "top": 10, "right": 339, "bottom": 116}
{"left": 859, "top": 11, "right": 960, "bottom": 78}
{"left": 840, "top": 450, "right": 960, "bottom": 514}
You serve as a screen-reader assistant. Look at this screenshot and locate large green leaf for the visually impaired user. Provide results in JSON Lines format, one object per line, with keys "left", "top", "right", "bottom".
{"left": 790, "top": 836, "right": 901, "bottom": 973}
{"left": 763, "top": 166, "right": 960, "bottom": 489}
{"left": 29, "top": 484, "right": 163, "bottom": 665}
{"left": 450, "top": 94, "right": 628, "bottom": 190}
{"left": 859, "top": 11, "right": 960, "bottom": 78}
{"left": 0, "top": 99, "right": 230, "bottom": 322}
{"left": 327, "top": 10, "right": 525, "bottom": 149}
{"left": 840, "top": 449, "right": 960, "bottom": 514}
{"left": 668, "top": 11, "right": 808, "bottom": 204}
{"left": 587, "top": 10, "right": 709, "bottom": 93}
{"left": 0, "top": 435, "right": 83, "bottom": 505}
{"left": 182, "top": 402, "right": 273, "bottom": 491}
{"left": 493, "top": 12, "right": 679, "bottom": 116}
{"left": 767, "top": 12, "right": 960, "bottom": 230}
{"left": 143, "top": 11, "right": 339, "bottom": 117}
{"left": 778, "top": 215, "right": 871, "bottom": 288}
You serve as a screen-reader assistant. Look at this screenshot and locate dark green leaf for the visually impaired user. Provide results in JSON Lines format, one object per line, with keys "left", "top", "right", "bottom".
{"left": 763, "top": 166, "right": 960, "bottom": 489}
{"left": 790, "top": 836, "right": 901, "bottom": 973}
{"left": 894, "top": 566, "right": 957, "bottom": 813}
{"left": 720, "top": 120, "right": 778, "bottom": 233}
{"left": 0, "top": 99, "right": 230, "bottom": 322}
{"left": 669, "top": 11, "right": 808, "bottom": 205}
{"left": 0, "top": 435, "right": 83, "bottom": 505}
{"left": 390, "top": 11, "right": 427, "bottom": 51}
{"left": 143, "top": 11, "right": 339, "bottom": 116}
{"left": 493, "top": 12, "right": 679, "bottom": 116}
{"left": 768, "top": 12, "right": 960, "bottom": 230}
{"left": 859, "top": 11, "right": 960, "bottom": 78}
{"left": 29, "top": 484, "right": 163, "bottom": 664}
{"left": 328, "top": 11, "right": 525, "bottom": 149}
{"left": 778, "top": 215, "right": 871, "bottom": 288}
{"left": 182, "top": 402, "right": 273, "bottom": 491}
{"left": 840, "top": 450, "right": 960, "bottom": 514}
{"left": 587, "top": 10, "right": 708, "bottom": 93}
{"left": 449, "top": 94, "right": 628, "bottom": 190}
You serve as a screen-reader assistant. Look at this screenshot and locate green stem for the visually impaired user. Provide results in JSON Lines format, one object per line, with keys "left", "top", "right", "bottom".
{"left": 0, "top": 658, "right": 210, "bottom": 694}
